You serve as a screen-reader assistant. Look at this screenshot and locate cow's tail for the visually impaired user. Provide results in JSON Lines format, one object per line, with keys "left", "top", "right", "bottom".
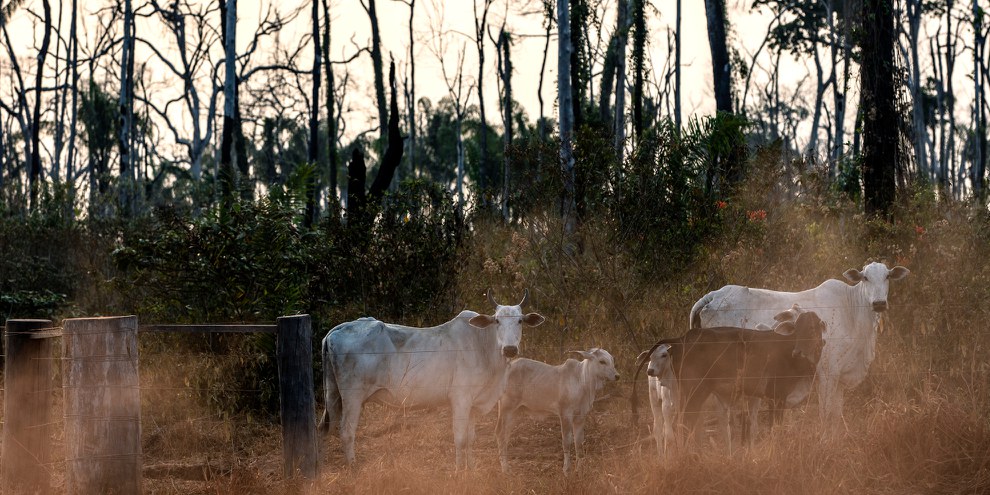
{"left": 318, "top": 336, "right": 342, "bottom": 435}
{"left": 690, "top": 290, "right": 718, "bottom": 329}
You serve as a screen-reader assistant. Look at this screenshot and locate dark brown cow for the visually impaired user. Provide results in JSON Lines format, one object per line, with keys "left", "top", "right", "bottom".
{"left": 633, "top": 307, "right": 826, "bottom": 455}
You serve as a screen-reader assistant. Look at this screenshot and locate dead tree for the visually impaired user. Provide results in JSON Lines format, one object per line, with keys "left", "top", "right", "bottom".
{"left": 558, "top": 0, "right": 577, "bottom": 235}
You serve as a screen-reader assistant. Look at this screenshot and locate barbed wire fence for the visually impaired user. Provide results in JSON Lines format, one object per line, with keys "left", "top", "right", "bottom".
{"left": 0, "top": 301, "right": 985, "bottom": 488}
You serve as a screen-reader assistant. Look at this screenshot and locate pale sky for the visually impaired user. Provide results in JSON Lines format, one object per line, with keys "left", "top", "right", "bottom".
{"left": 0, "top": 0, "right": 979, "bottom": 155}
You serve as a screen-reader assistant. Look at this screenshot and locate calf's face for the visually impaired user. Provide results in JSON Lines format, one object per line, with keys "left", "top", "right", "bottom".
{"left": 645, "top": 344, "right": 674, "bottom": 385}
{"left": 772, "top": 309, "right": 826, "bottom": 364}
{"left": 572, "top": 348, "right": 620, "bottom": 387}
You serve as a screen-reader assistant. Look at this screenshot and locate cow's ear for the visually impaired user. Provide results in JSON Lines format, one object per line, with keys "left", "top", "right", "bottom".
{"left": 468, "top": 314, "right": 496, "bottom": 328}
{"left": 522, "top": 313, "right": 546, "bottom": 327}
{"left": 755, "top": 323, "right": 772, "bottom": 331}
{"left": 773, "top": 321, "right": 796, "bottom": 336}
{"left": 889, "top": 266, "right": 910, "bottom": 281}
{"left": 773, "top": 309, "right": 797, "bottom": 322}
{"left": 636, "top": 350, "right": 651, "bottom": 365}
{"left": 568, "top": 350, "right": 591, "bottom": 361}
{"left": 843, "top": 268, "right": 864, "bottom": 283}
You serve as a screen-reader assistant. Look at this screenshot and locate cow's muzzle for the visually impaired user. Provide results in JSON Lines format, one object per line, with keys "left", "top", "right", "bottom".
{"left": 502, "top": 346, "right": 518, "bottom": 358}
{"left": 872, "top": 301, "right": 888, "bottom": 312}
{"left": 647, "top": 368, "right": 657, "bottom": 377}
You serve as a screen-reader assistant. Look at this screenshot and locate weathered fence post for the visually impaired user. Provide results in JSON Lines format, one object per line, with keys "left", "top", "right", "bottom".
{"left": 63, "top": 316, "right": 142, "bottom": 494}
{"left": 276, "top": 314, "right": 317, "bottom": 479}
{"left": 2, "top": 319, "right": 55, "bottom": 494}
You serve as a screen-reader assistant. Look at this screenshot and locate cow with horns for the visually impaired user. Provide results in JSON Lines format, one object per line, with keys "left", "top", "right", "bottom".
{"left": 319, "top": 289, "right": 545, "bottom": 469}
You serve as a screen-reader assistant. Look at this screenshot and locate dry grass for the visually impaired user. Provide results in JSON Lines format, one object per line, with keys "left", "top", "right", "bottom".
{"left": 9, "top": 165, "right": 990, "bottom": 493}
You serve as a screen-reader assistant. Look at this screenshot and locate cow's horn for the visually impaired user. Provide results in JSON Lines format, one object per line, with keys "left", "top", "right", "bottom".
{"left": 487, "top": 288, "right": 498, "bottom": 306}
{"left": 518, "top": 289, "right": 529, "bottom": 307}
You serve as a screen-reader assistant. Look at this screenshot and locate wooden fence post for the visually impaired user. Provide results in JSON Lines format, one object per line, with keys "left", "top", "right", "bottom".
{"left": 2, "top": 319, "right": 55, "bottom": 494}
{"left": 63, "top": 316, "right": 142, "bottom": 494}
{"left": 276, "top": 314, "right": 317, "bottom": 479}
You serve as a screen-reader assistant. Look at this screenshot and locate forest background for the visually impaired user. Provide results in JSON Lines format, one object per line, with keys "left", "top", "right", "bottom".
{"left": 2, "top": 0, "right": 990, "bottom": 492}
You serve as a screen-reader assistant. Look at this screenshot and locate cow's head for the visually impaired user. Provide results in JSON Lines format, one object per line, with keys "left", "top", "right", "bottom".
{"left": 641, "top": 344, "right": 674, "bottom": 383}
{"left": 843, "top": 262, "right": 910, "bottom": 312}
{"left": 570, "top": 348, "right": 620, "bottom": 386}
{"left": 468, "top": 288, "right": 545, "bottom": 358}
{"left": 770, "top": 305, "right": 826, "bottom": 364}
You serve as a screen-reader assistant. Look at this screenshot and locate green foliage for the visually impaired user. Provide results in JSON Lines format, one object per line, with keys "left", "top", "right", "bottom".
{"left": 80, "top": 80, "right": 120, "bottom": 198}
{"left": 0, "top": 185, "right": 88, "bottom": 320}
{"left": 611, "top": 118, "right": 729, "bottom": 277}
{"left": 112, "top": 177, "right": 466, "bottom": 415}
{"left": 315, "top": 178, "right": 464, "bottom": 320}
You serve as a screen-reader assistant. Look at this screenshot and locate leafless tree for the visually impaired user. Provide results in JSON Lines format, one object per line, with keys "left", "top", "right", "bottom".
{"left": 558, "top": 0, "right": 576, "bottom": 236}
{"left": 474, "top": 0, "right": 493, "bottom": 193}
{"left": 361, "top": 0, "right": 388, "bottom": 146}
{"left": 428, "top": 1, "right": 473, "bottom": 215}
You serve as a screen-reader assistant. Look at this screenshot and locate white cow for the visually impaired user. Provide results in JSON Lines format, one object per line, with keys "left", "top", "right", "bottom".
{"left": 320, "top": 289, "right": 545, "bottom": 469}
{"left": 689, "top": 262, "right": 910, "bottom": 427}
{"left": 495, "top": 348, "right": 619, "bottom": 473}
{"left": 640, "top": 343, "right": 677, "bottom": 458}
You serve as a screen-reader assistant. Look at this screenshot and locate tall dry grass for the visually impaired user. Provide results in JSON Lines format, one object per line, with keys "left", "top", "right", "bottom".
{"left": 45, "top": 161, "right": 990, "bottom": 493}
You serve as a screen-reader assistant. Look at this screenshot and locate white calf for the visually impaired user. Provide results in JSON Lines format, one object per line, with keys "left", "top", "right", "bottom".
{"left": 496, "top": 348, "right": 620, "bottom": 473}
{"left": 641, "top": 343, "right": 677, "bottom": 458}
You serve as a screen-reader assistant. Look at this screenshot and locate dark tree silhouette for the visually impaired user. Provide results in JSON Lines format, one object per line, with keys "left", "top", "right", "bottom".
{"left": 860, "top": 0, "right": 899, "bottom": 216}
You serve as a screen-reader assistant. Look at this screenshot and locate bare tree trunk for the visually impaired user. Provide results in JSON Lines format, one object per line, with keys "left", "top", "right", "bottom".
{"left": 305, "top": 0, "right": 322, "bottom": 228}
{"left": 808, "top": 41, "right": 826, "bottom": 155}
{"left": 675, "top": 0, "right": 682, "bottom": 128}
{"left": 973, "top": 0, "right": 986, "bottom": 199}
{"left": 499, "top": 29, "right": 512, "bottom": 221}
{"left": 364, "top": 0, "right": 388, "bottom": 146}
{"left": 219, "top": 0, "right": 237, "bottom": 204}
{"left": 906, "top": 0, "right": 928, "bottom": 178}
{"left": 53, "top": 1, "right": 64, "bottom": 185}
{"left": 631, "top": 0, "right": 645, "bottom": 141}
{"left": 945, "top": 0, "right": 957, "bottom": 193}
{"left": 538, "top": 12, "right": 552, "bottom": 141}
{"left": 704, "top": 0, "right": 732, "bottom": 114}
{"left": 322, "top": 0, "right": 338, "bottom": 211}
{"left": 118, "top": 0, "right": 135, "bottom": 214}
{"left": 613, "top": 0, "right": 630, "bottom": 159}
{"left": 558, "top": 0, "right": 577, "bottom": 236}
{"left": 367, "top": 60, "right": 404, "bottom": 206}
{"left": 861, "top": 0, "right": 899, "bottom": 216}
{"left": 599, "top": 31, "right": 618, "bottom": 125}
{"left": 67, "top": 0, "right": 80, "bottom": 204}
{"left": 829, "top": 0, "right": 849, "bottom": 174}
{"left": 30, "top": 0, "right": 52, "bottom": 210}
{"left": 474, "top": 0, "right": 492, "bottom": 193}
{"left": 406, "top": 0, "right": 415, "bottom": 180}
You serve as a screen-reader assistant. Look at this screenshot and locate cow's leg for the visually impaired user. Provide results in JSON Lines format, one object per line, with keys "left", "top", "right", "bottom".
{"left": 560, "top": 414, "right": 575, "bottom": 473}
{"left": 465, "top": 416, "right": 478, "bottom": 469}
{"left": 680, "top": 390, "right": 710, "bottom": 451}
{"left": 818, "top": 376, "right": 845, "bottom": 437}
{"left": 649, "top": 384, "right": 665, "bottom": 459}
{"left": 573, "top": 414, "right": 587, "bottom": 470}
{"left": 338, "top": 396, "right": 363, "bottom": 465}
{"left": 451, "top": 401, "right": 472, "bottom": 470}
{"left": 660, "top": 385, "right": 676, "bottom": 457}
{"left": 496, "top": 403, "right": 517, "bottom": 473}
{"left": 320, "top": 353, "right": 342, "bottom": 436}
